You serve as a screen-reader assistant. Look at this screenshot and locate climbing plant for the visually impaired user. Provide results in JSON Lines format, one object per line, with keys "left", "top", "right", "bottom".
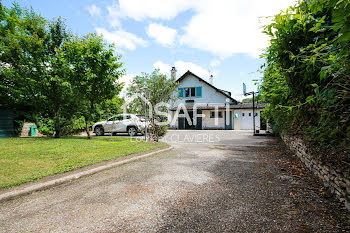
{"left": 261, "top": 0, "right": 350, "bottom": 159}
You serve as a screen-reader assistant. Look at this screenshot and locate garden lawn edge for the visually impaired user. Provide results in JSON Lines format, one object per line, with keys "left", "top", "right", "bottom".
{"left": 0, "top": 145, "right": 173, "bottom": 203}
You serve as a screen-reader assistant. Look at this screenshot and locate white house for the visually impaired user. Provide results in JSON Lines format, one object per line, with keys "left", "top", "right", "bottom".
{"left": 169, "top": 68, "right": 266, "bottom": 130}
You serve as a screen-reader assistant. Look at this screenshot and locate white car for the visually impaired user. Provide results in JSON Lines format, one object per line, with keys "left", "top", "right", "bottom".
{"left": 92, "top": 114, "right": 145, "bottom": 136}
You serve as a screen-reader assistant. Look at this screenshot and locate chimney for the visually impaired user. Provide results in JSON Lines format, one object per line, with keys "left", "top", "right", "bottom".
{"left": 209, "top": 74, "right": 213, "bottom": 85}
{"left": 171, "top": 67, "right": 177, "bottom": 80}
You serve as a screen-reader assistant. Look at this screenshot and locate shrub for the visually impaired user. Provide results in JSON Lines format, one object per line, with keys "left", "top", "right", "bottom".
{"left": 261, "top": 0, "right": 350, "bottom": 159}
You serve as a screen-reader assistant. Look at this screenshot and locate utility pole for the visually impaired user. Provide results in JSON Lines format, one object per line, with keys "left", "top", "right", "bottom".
{"left": 243, "top": 83, "right": 258, "bottom": 136}
{"left": 252, "top": 91, "right": 255, "bottom": 135}
{"left": 144, "top": 92, "right": 148, "bottom": 143}
{"left": 144, "top": 91, "right": 151, "bottom": 142}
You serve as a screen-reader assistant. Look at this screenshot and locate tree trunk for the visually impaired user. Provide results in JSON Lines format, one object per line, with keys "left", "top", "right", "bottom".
{"left": 85, "top": 120, "right": 90, "bottom": 139}
{"left": 86, "top": 101, "right": 94, "bottom": 140}
{"left": 54, "top": 129, "right": 60, "bottom": 138}
{"left": 54, "top": 113, "right": 60, "bottom": 138}
{"left": 54, "top": 102, "right": 61, "bottom": 138}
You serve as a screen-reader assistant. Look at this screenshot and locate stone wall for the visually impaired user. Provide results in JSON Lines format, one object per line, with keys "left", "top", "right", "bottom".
{"left": 20, "top": 123, "right": 43, "bottom": 137}
{"left": 281, "top": 133, "right": 350, "bottom": 211}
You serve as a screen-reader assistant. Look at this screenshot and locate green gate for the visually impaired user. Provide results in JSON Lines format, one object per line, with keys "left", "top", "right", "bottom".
{"left": 0, "top": 110, "right": 14, "bottom": 138}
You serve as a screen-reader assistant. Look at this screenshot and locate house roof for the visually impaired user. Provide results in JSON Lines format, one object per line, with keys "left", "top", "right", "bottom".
{"left": 232, "top": 102, "right": 267, "bottom": 109}
{"left": 176, "top": 70, "right": 237, "bottom": 103}
{"left": 170, "top": 102, "right": 266, "bottom": 111}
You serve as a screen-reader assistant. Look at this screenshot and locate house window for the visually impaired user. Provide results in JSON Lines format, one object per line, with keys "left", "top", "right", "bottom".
{"left": 183, "top": 87, "right": 198, "bottom": 98}
{"left": 185, "top": 88, "right": 190, "bottom": 97}
{"left": 190, "top": 87, "right": 196, "bottom": 97}
{"left": 249, "top": 113, "right": 251, "bottom": 116}
{"left": 242, "top": 113, "right": 245, "bottom": 117}
{"left": 255, "top": 113, "right": 258, "bottom": 116}
{"left": 210, "top": 111, "right": 223, "bottom": 118}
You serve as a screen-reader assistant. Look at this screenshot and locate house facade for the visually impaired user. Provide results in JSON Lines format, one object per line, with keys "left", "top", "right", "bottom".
{"left": 169, "top": 68, "right": 265, "bottom": 130}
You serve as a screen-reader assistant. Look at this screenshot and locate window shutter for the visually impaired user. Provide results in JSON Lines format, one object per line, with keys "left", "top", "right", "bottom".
{"left": 196, "top": 86, "right": 202, "bottom": 97}
{"left": 178, "top": 88, "right": 184, "bottom": 98}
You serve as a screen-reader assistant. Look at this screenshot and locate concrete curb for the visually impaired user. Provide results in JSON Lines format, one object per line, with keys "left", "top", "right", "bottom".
{"left": 0, "top": 146, "right": 173, "bottom": 203}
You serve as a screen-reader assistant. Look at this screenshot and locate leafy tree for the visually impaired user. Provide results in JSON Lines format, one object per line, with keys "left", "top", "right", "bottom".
{"left": 42, "top": 18, "right": 81, "bottom": 137}
{"left": 64, "top": 34, "right": 124, "bottom": 139}
{"left": 0, "top": 3, "right": 47, "bottom": 124}
{"left": 261, "top": 0, "right": 350, "bottom": 160}
{"left": 93, "top": 96, "right": 125, "bottom": 122}
{"left": 0, "top": 3, "right": 124, "bottom": 138}
{"left": 127, "top": 69, "right": 179, "bottom": 140}
{"left": 0, "top": 3, "right": 47, "bottom": 110}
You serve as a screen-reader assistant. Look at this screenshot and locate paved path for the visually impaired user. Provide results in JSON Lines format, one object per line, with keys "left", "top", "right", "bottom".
{"left": 0, "top": 131, "right": 348, "bottom": 232}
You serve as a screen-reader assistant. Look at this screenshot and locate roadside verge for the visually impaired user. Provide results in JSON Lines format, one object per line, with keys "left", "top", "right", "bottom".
{"left": 0, "top": 146, "right": 173, "bottom": 203}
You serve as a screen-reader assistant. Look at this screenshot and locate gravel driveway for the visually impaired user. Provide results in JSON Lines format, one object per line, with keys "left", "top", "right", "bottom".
{"left": 0, "top": 130, "right": 348, "bottom": 232}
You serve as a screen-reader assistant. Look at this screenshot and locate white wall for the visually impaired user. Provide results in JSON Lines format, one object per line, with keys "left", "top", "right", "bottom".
{"left": 233, "top": 110, "right": 241, "bottom": 130}
{"left": 202, "top": 110, "right": 225, "bottom": 129}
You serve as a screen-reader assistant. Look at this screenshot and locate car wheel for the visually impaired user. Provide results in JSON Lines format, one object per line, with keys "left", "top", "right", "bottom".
{"left": 95, "top": 126, "right": 104, "bottom": 136}
{"left": 127, "top": 126, "right": 137, "bottom": 137}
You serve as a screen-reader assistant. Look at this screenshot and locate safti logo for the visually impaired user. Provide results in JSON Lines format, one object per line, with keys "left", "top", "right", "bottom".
{"left": 122, "top": 94, "right": 232, "bottom": 127}
{"left": 162, "top": 133, "right": 221, "bottom": 143}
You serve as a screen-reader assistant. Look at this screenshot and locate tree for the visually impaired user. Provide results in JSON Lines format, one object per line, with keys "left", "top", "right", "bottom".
{"left": 43, "top": 18, "right": 80, "bottom": 137}
{"left": 65, "top": 34, "right": 124, "bottom": 139}
{"left": 0, "top": 3, "right": 49, "bottom": 134}
{"left": 0, "top": 3, "right": 46, "bottom": 108}
{"left": 0, "top": 3, "right": 125, "bottom": 138}
{"left": 93, "top": 96, "right": 125, "bottom": 122}
{"left": 127, "top": 69, "right": 179, "bottom": 140}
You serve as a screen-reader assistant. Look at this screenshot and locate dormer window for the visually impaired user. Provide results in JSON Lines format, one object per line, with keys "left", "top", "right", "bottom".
{"left": 178, "top": 86, "right": 202, "bottom": 98}
{"left": 185, "top": 88, "right": 190, "bottom": 97}
{"left": 190, "top": 87, "right": 196, "bottom": 97}
{"left": 184, "top": 87, "right": 196, "bottom": 97}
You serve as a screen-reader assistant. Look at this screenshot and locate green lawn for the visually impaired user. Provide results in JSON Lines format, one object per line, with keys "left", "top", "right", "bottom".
{"left": 0, "top": 137, "right": 167, "bottom": 189}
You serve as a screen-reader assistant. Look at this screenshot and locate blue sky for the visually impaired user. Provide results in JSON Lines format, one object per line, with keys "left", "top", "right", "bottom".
{"left": 3, "top": 0, "right": 295, "bottom": 100}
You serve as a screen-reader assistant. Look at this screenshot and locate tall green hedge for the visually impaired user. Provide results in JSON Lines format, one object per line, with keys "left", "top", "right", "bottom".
{"left": 261, "top": 0, "right": 350, "bottom": 159}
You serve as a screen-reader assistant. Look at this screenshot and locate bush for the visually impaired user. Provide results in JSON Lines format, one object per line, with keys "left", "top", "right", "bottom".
{"left": 37, "top": 117, "right": 55, "bottom": 136}
{"left": 261, "top": 0, "right": 350, "bottom": 159}
{"left": 37, "top": 116, "right": 86, "bottom": 136}
{"left": 150, "top": 125, "right": 167, "bottom": 140}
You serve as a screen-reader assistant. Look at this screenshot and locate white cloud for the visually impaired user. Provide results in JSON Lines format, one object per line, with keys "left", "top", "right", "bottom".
{"left": 107, "top": 4, "right": 122, "bottom": 28}
{"left": 106, "top": 0, "right": 194, "bottom": 28}
{"left": 146, "top": 23, "right": 177, "bottom": 47}
{"left": 95, "top": 27, "right": 148, "bottom": 50}
{"left": 119, "top": 74, "right": 136, "bottom": 96}
{"left": 153, "top": 61, "right": 171, "bottom": 74}
{"left": 210, "top": 59, "right": 220, "bottom": 67}
{"left": 153, "top": 60, "right": 217, "bottom": 79}
{"left": 180, "top": 0, "right": 295, "bottom": 58}
{"left": 87, "top": 4, "right": 101, "bottom": 17}
{"left": 105, "top": 0, "right": 294, "bottom": 58}
{"left": 174, "top": 60, "right": 210, "bottom": 78}
{"left": 118, "top": 0, "right": 194, "bottom": 21}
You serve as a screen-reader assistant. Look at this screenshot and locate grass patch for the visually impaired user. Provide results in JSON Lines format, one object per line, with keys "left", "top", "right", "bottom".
{"left": 0, "top": 136, "right": 167, "bottom": 189}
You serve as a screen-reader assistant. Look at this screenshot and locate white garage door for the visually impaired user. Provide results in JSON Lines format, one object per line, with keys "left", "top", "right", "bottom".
{"left": 240, "top": 112, "right": 253, "bottom": 130}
